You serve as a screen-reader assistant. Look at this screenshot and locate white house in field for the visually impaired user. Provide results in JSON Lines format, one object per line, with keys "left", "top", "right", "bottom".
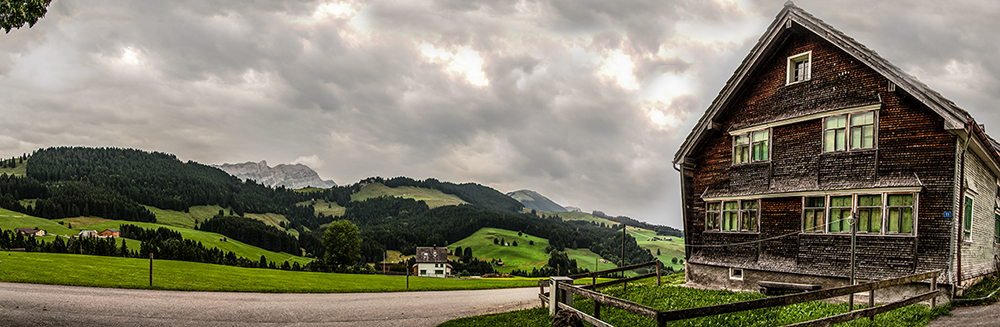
{"left": 413, "top": 246, "right": 451, "bottom": 278}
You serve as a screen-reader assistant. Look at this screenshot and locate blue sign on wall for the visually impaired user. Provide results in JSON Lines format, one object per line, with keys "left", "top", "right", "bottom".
{"left": 943, "top": 212, "right": 952, "bottom": 218}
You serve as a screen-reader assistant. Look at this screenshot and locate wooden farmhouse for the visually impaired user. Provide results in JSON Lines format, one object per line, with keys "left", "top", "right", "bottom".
{"left": 413, "top": 246, "right": 452, "bottom": 278}
{"left": 674, "top": 2, "right": 1000, "bottom": 299}
{"left": 15, "top": 228, "right": 45, "bottom": 237}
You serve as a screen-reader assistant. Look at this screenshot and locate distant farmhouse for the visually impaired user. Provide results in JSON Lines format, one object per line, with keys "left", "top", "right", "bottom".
{"left": 413, "top": 246, "right": 451, "bottom": 278}
{"left": 15, "top": 228, "right": 45, "bottom": 237}
{"left": 77, "top": 230, "right": 99, "bottom": 238}
{"left": 98, "top": 229, "right": 119, "bottom": 238}
{"left": 675, "top": 2, "right": 1000, "bottom": 297}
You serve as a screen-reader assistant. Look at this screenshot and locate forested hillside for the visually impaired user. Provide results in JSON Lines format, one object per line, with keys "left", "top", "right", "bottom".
{"left": 0, "top": 146, "right": 666, "bottom": 272}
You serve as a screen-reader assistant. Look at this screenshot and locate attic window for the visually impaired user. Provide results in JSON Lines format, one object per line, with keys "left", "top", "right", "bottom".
{"left": 787, "top": 52, "right": 811, "bottom": 84}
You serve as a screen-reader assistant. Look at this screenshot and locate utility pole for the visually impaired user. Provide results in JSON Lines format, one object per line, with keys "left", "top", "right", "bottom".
{"left": 849, "top": 213, "right": 857, "bottom": 311}
{"left": 149, "top": 253, "right": 154, "bottom": 287}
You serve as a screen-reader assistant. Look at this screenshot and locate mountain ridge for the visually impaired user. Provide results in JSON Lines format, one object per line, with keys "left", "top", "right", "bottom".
{"left": 214, "top": 160, "right": 337, "bottom": 189}
{"left": 506, "top": 189, "right": 567, "bottom": 213}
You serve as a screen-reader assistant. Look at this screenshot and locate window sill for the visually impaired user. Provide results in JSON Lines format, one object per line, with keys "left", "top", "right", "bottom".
{"left": 800, "top": 232, "right": 916, "bottom": 237}
{"left": 731, "top": 160, "right": 770, "bottom": 167}
{"left": 820, "top": 148, "right": 877, "bottom": 155}
{"left": 785, "top": 78, "right": 811, "bottom": 87}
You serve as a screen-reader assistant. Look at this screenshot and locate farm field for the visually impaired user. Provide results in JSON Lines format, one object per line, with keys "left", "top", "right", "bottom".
{"left": 352, "top": 183, "right": 466, "bottom": 208}
{"left": 0, "top": 208, "right": 78, "bottom": 235}
{"left": 0, "top": 252, "right": 538, "bottom": 292}
{"left": 627, "top": 226, "right": 686, "bottom": 271}
{"left": 72, "top": 220, "right": 312, "bottom": 265}
{"left": 448, "top": 228, "right": 618, "bottom": 274}
{"left": 297, "top": 199, "right": 346, "bottom": 218}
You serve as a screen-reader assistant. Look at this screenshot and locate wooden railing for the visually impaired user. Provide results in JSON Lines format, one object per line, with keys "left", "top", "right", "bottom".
{"left": 541, "top": 267, "right": 942, "bottom": 327}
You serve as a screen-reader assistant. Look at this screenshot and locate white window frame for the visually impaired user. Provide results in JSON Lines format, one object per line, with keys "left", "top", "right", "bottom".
{"left": 729, "top": 267, "right": 744, "bottom": 280}
{"left": 786, "top": 51, "right": 812, "bottom": 85}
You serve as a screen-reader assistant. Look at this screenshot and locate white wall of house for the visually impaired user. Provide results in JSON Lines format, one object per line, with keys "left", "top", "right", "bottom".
{"left": 417, "top": 262, "right": 449, "bottom": 277}
{"left": 958, "top": 145, "right": 1000, "bottom": 282}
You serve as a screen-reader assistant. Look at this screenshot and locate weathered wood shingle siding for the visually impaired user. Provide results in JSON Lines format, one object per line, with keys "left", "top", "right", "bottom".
{"left": 959, "top": 149, "right": 999, "bottom": 279}
{"left": 684, "top": 26, "right": 958, "bottom": 280}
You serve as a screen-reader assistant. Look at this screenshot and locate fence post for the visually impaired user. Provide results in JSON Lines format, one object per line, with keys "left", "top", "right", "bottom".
{"left": 656, "top": 261, "right": 662, "bottom": 286}
{"left": 549, "top": 277, "right": 559, "bottom": 316}
{"left": 931, "top": 277, "right": 938, "bottom": 307}
{"left": 868, "top": 287, "right": 875, "bottom": 321}
{"left": 594, "top": 301, "right": 601, "bottom": 320}
{"left": 148, "top": 253, "right": 153, "bottom": 287}
{"left": 540, "top": 280, "right": 546, "bottom": 307}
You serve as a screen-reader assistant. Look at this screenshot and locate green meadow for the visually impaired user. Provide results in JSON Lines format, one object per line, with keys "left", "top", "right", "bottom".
{"left": 0, "top": 252, "right": 537, "bottom": 292}
{"left": 448, "top": 228, "right": 618, "bottom": 274}
{"left": 627, "top": 226, "right": 686, "bottom": 271}
{"left": 352, "top": 183, "right": 466, "bottom": 208}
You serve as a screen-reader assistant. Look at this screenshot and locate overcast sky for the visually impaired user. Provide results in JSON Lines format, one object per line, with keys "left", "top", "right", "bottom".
{"left": 2, "top": 0, "right": 998, "bottom": 229}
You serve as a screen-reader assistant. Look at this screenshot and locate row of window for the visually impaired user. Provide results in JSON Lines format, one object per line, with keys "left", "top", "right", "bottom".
{"left": 733, "top": 110, "right": 877, "bottom": 165}
{"left": 705, "top": 193, "right": 917, "bottom": 235}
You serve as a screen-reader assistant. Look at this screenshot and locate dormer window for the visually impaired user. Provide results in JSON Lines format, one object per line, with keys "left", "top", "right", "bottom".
{"left": 787, "top": 52, "right": 811, "bottom": 84}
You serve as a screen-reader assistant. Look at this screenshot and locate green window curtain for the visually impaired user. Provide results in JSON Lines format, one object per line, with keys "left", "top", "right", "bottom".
{"left": 964, "top": 196, "right": 973, "bottom": 240}
{"left": 734, "top": 134, "right": 750, "bottom": 164}
{"left": 825, "top": 116, "right": 847, "bottom": 152}
{"left": 887, "top": 194, "right": 915, "bottom": 234}
{"left": 995, "top": 213, "right": 1000, "bottom": 243}
{"left": 857, "top": 195, "right": 882, "bottom": 233}
{"left": 803, "top": 197, "right": 825, "bottom": 232}
{"left": 752, "top": 130, "right": 769, "bottom": 161}
{"left": 706, "top": 202, "right": 720, "bottom": 230}
{"left": 723, "top": 201, "right": 739, "bottom": 231}
{"left": 741, "top": 200, "right": 758, "bottom": 232}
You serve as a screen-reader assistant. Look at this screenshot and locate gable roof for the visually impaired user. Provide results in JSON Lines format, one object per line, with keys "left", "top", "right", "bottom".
{"left": 674, "top": 1, "right": 972, "bottom": 165}
{"left": 414, "top": 247, "right": 449, "bottom": 263}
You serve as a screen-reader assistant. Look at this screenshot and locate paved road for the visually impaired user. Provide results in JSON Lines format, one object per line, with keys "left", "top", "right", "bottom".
{"left": 0, "top": 282, "right": 540, "bottom": 326}
{"left": 927, "top": 301, "right": 1000, "bottom": 327}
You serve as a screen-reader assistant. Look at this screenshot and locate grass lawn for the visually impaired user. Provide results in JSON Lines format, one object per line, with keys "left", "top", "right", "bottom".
{"left": 352, "top": 183, "right": 466, "bottom": 209}
{"left": 72, "top": 220, "right": 312, "bottom": 265}
{"left": 0, "top": 252, "right": 539, "bottom": 292}
{"left": 546, "top": 210, "right": 620, "bottom": 227}
{"left": 0, "top": 208, "right": 77, "bottom": 235}
{"left": 441, "top": 275, "right": 946, "bottom": 327}
{"left": 449, "top": 228, "right": 617, "bottom": 274}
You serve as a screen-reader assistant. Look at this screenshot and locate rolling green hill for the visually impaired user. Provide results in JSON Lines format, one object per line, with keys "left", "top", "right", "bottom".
{"left": 627, "top": 226, "right": 685, "bottom": 271}
{"left": 352, "top": 182, "right": 466, "bottom": 208}
{"left": 72, "top": 220, "right": 311, "bottom": 265}
{"left": 448, "top": 228, "right": 618, "bottom": 274}
{"left": 0, "top": 208, "right": 77, "bottom": 235}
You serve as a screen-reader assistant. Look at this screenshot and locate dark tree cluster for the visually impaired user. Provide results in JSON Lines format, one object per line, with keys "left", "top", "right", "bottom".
{"left": 196, "top": 215, "right": 300, "bottom": 255}
{"left": 592, "top": 210, "right": 683, "bottom": 238}
{"left": 0, "top": 154, "right": 27, "bottom": 168}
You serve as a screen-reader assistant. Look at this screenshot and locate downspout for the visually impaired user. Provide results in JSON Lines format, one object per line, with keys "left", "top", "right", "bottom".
{"left": 674, "top": 162, "right": 692, "bottom": 260}
{"left": 955, "top": 121, "right": 973, "bottom": 291}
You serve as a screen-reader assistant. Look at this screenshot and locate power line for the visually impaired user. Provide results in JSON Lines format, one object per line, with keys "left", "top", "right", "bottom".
{"left": 684, "top": 216, "right": 854, "bottom": 248}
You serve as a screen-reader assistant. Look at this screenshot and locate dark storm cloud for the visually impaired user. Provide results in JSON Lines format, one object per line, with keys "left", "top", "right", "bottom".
{"left": 1, "top": 0, "right": 998, "bottom": 229}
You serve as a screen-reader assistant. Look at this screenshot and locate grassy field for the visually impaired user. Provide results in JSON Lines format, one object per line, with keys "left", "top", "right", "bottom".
{"left": 0, "top": 252, "right": 539, "bottom": 292}
{"left": 442, "top": 275, "right": 945, "bottom": 327}
{"left": 71, "top": 220, "right": 312, "bottom": 264}
{"left": 448, "top": 228, "right": 618, "bottom": 274}
{"left": 297, "top": 199, "right": 346, "bottom": 218}
{"left": 546, "top": 210, "right": 620, "bottom": 227}
{"left": 352, "top": 183, "right": 466, "bottom": 208}
{"left": 0, "top": 208, "right": 77, "bottom": 235}
{"left": 627, "top": 226, "right": 686, "bottom": 271}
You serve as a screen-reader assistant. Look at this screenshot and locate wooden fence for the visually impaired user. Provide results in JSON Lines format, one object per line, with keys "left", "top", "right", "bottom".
{"left": 540, "top": 266, "right": 941, "bottom": 327}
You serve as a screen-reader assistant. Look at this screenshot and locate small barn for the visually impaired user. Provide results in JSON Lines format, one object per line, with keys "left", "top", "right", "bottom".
{"left": 98, "top": 229, "right": 120, "bottom": 238}
{"left": 15, "top": 228, "right": 45, "bottom": 236}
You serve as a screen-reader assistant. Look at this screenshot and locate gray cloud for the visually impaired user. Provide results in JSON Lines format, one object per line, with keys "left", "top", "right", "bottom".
{"left": 0, "top": 0, "right": 998, "bottom": 230}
